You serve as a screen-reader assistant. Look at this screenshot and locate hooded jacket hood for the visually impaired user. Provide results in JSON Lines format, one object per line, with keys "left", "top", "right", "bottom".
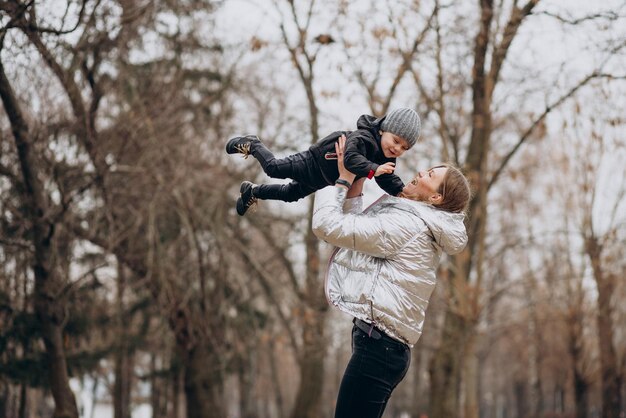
{"left": 356, "top": 114, "right": 383, "bottom": 138}
{"left": 390, "top": 197, "right": 467, "bottom": 255}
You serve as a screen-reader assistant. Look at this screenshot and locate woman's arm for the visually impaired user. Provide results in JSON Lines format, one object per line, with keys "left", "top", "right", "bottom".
{"left": 347, "top": 177, "right": 365, "bottom": 198}
{"left": 312, "top": 188, "right": 417, "bottom": 258}
{"left": 313, "top": 137, "right": 414, "bottom": 258}
{"left": 343, "top": 177, "right": 365, "bottom": 213}
{"left": 339, "top": 134, "right": 363, "bottom": 212}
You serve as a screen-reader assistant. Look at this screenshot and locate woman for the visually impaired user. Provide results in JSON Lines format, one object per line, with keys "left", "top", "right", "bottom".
{"left": 312, "top": 135, "right": 471, "bottom": 418}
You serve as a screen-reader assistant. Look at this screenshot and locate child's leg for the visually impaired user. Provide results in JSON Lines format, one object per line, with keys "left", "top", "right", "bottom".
{"left": 252, "top": 147, "right": 316, "bottom": 182}
{"left": 236, "top": 180, "right": 317, "bottom": 216}
{"left": 254, "top": 181, "right": 318, "bottom": 202}
{"left": 226, "top": 135, "right": 318, "bottom": 182}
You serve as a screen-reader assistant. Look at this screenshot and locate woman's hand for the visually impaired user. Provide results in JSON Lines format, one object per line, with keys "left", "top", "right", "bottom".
{"left": 335, "top": 135, "right": 357, "bottom": 188}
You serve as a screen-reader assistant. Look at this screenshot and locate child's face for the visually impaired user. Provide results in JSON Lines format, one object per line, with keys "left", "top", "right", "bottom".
{"left": 380, "top": 132, "right": 410, "bottom": 159}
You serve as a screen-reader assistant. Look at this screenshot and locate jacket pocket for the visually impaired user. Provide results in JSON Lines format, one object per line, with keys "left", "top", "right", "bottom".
{"left": 340, "top": 259, "right": 383, "bottom": 304}
{"left": 340, "top": 270, "right": 375, "bottom": 303}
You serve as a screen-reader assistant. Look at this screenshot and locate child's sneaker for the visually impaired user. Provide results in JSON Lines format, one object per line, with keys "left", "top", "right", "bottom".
{"left": 236, "top": 181, "right": 258, "bottom": 216}
{"left": 225, "top": 135, "right": 260, "bottom": 159}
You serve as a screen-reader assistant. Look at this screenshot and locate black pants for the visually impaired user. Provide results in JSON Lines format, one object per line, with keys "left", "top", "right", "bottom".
{"left": 250, "top": 142, "right": 330, "bottom": 202}
{"left": 334, "top": 324, "right": 411, "bottom": 418}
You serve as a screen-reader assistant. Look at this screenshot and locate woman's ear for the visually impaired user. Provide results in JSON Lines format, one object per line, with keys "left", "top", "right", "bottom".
{"left": 429, "top": 193, "right": 443, "bottom": 205}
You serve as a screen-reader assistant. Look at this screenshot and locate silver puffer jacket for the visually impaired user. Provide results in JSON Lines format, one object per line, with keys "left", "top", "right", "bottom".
{"left": 312, "top": 186, "right": 467, "bottom": 346}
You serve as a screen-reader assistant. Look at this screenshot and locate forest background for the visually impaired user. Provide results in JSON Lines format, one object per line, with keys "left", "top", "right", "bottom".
{"left": 0, "top": 1, "right": 625, "bottom": 418}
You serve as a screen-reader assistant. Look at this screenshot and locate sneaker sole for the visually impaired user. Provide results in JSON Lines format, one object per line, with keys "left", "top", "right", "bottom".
{"left": 225, "top": 135, "right": 260, "bottom": 154}
{"left": 236, "top": 181, "right": 255, "bottom": 216}
{"left": 225, "top": 137, "right": 241, "bottom": 154}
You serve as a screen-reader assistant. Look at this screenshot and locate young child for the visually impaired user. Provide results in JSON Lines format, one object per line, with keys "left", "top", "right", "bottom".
{"left": 226, "top": 107, "right": 421, "bottom": 216}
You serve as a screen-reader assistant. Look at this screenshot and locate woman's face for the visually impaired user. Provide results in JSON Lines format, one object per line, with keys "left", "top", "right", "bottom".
{"left": 403, "top": 166, "right": 448, "bottom": 202}
{"left": 380, "top": 131, "right": 410, "bottom": 159}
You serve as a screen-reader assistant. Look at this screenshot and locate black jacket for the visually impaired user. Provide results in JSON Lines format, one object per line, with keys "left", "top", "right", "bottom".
{"left": 309, "top": 114, "right": 405, "bottom": 196}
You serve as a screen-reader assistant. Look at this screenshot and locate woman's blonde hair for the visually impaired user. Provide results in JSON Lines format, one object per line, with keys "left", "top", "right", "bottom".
{"left": 434, "top": 164, "right": 471, "bottom": 213}
{"left": 400, "top": 164, "right": 471, "bottom": 213}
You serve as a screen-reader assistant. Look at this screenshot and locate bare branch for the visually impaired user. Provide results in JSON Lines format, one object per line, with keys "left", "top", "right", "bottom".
{"left": 1, "top": 0, "right": 87, "bottom": 35}
{"left": 487, "top": 0, "right": 539, "bottom": 99}
{"left": 0, "top": 237, "right": 32, "bottom": 250}
{"left": 231, "top": 238, "right": 301, "bottom": 358}
{"left": 535, "top": 10, "right": 622, "bottom": 25}
{"left": 378, "top": 4, "right": 437, "bottom": 115}
{"left": 252, "top": 219, "right": 305, "bottom": 301}
{"left": 604, "top": 173, "right": 626, "bottom": 243}
{"left": 488, "top": 71, "right": 611, "bottom": 190}
{"left": 0, "top": 54, "right": 43, "bottom": 209}
{"left": 0, "top": 161, "right": 18, "bottom": 182}
{"left": 433, "top": 1, "right": 453, "bottom": 163}
{"left": 25, "top": 0, "right": 87, "bottom": 35}
{"left": 56, "top": 262, "right": 109, "bottom": 299}
{"left": 0, "top": 0, "right": 33, "bottom": 33}
{"left": 277, "top": 0, "right": 319, "bottom": 139}
{"left": 22, "top": 25, "right": 87, "bottom": 122}
{"left": 46, "top": 175, "right": 97, "bottom": 224}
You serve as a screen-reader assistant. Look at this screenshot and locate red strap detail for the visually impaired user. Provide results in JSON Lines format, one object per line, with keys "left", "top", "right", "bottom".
{"left": 367, "top": 169, "right": 375, "bottom": 179}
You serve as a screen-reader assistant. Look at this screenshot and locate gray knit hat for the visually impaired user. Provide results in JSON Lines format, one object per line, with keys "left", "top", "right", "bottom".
{"left": 380, "top": 108, "right": 421, "bottom": 148}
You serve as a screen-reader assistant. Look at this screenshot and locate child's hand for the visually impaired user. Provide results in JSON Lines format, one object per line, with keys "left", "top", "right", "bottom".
{"left": 375, "top": 162, "right": 396, "bottom": 176}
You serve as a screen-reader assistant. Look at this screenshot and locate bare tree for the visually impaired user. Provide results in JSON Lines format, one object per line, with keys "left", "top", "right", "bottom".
{"left": 404, "top": 2, "right": 626, "bottom": 416}
{"left": 338, "top": 1, "right": 438, "bottom": 117}
{"left": 2, "top": 2, "right": 243, "bottom": 418}
{"left": 568, "top": 120, "right": 624, "bottom": 418}
{"left": 263, "top": 1, "right": 337, "bottom": 416}
{"left": 0, "top": 19, "right": 81, "bottom": 418}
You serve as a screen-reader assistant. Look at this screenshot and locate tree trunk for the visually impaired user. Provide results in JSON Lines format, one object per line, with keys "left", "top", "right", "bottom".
{"left": 238, "top": 349, "right": 257, "bottom": 418}
{"left": 573, "top": 375, "right": 589, "bottom": 418}
{"left": 429, "top": 309, "right": 465, "bottom": 418}
{"left": 113, "top": 344, "right": 133, "bottom": 418}
{"left": 429, "top": 0, "right": 542, "bottom": 415}
{"left": 0, "top": 383, "right": 8, "bottom": 418}
{"left": 0, "top": 57, "right": 79, "bottom": 418}
{"left": 290, "top": 204, "right": 329, "bottom": 418}
{"left": 37, "top": 301, "right": 80, "bottom": 418}
{"left": 114, "top": 266, "right": 132, "bottom": 418}
{"left": 410, "top": 344, "right": 423, "bottom": 418}
{"left": 150, "top": 353, "right": 161, "bottom": 418}
{"left": 89, "top": 376, "right": 99, "bottom": 418}
{"left": 182, "top": 345, "right": 224, "bottom": 418}
{"left": 596, "top": 279, "right": 621, "bottom": 418}
{"left": 527, "top": 315, "right": 542, "bottom": 418}
{"left": 290, "top": 307, "right": 328, "bottom": 418}
{"left": 564, "top": 242, "right": 590, "bottom": 418}
{"left": 586, "top": 237, "right": 621, "bottom": 418}
{"left": 18, "top": 383, "right": 26, "bottom": 418}
{"left": 514, "top": 380, "right": 527, "bottom": 418}
{"left": 171, "top": 361, "right": 184, "bottom": 418}
{"left": 568, "top": 306, "right": 590, "bottom": 418}
{"left": 279, "top": 8, "right": 331, "bottom": 414}
{"left": 268, "top": 344, "right": 285, "bottom": 418}
{"left": 554, "top": 384, "right": 565, "bottom": 413}
{"left": 463, "top": 333, "right": 479, "bottom": 418}
{"left": 525, "top": 274, "right": 543, "bottom": 418}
